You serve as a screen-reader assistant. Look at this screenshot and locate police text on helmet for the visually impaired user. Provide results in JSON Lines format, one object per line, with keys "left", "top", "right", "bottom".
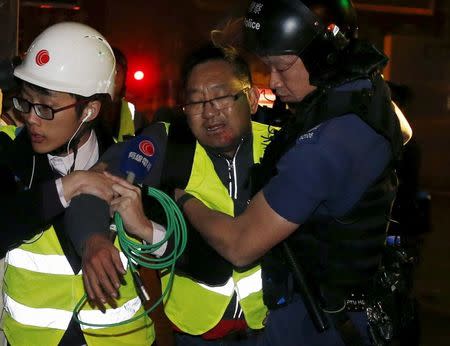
{"left": 244, "top": 18, "right": 261, "bottom": 31}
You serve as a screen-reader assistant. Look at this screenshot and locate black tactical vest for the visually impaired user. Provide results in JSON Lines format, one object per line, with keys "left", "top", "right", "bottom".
{"left": 254, "top": 73, "right": 403, "bottom": 294}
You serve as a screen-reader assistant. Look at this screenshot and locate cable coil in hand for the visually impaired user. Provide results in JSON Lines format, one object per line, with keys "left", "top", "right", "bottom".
{"left": 73, "top": 186, "right": 187, "bottom": 327}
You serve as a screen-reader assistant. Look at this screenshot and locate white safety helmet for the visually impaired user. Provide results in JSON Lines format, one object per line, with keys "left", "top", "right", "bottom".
{"left": 14, "top": 22, "right": 115, "bottom": 98}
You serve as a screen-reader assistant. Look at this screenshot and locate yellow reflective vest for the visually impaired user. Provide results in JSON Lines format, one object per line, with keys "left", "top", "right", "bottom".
{"left": 162, "top": 121, "right": 276, "bottom": 335}
{"left": 3, "top": 227, "right": 154, "bottom": 345}
{"left": 1, "top": 127, "right": 154, "bottom": 345}
{"left": 116, "top": 100, "right": 136, "bottom": 142}
{"left": 0, "top": 124, "right": 17, "bottom": 140}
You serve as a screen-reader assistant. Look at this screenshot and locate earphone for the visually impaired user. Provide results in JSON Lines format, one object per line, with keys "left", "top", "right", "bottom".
{"left": 82, "top": 109, "right": 93, "bottom": 123}
{"left": 66, "top": 108, "right": 93, "bottom": 158}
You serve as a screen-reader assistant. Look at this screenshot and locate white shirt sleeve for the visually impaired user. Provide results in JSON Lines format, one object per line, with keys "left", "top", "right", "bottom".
{"left": 55, "top": 178, "right": 70, "bottom": 208}
{"left": 150, "top": 220, "right": 167, "bottom": 257}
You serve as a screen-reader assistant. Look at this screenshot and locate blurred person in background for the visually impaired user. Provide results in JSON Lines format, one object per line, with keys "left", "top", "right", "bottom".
{"left": 100, "top": 46, "right": 149, "bottom": 142}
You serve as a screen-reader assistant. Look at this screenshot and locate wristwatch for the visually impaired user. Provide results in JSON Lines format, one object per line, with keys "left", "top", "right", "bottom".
{"left": 176, "top": 192, "right": 195, "bottom": 210}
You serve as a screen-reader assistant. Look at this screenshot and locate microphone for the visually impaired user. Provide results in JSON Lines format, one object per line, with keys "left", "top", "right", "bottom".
{"left": 110, "top": 135, "right": 158, "bottom": 234}
{"left": 113, "top": 135, "right": 158, "bottom": 302}
{"left": 119, "top": 135, "right": 158, "bottom": 185}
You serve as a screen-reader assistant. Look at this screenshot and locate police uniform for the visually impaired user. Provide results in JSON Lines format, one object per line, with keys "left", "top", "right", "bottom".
{"left": 240, "top": 0, "right": 404, "bottom": 344}
{"left": 254, "top": 78, "right": 401, "bottom": 345}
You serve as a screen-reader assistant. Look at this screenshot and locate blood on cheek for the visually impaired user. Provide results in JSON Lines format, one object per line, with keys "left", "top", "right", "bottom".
{"left": 217, "top": 129, "right": 233, "bottom": 143}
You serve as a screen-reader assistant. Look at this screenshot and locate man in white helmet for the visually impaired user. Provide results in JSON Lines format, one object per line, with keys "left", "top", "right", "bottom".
{"left": 0, "top": 22, "right": 154, "bottom": 345}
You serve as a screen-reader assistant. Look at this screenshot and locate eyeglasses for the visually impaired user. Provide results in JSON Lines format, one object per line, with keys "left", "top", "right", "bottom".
{"left": 182, "top": 89, "right": 248, "bottom": 116}
{"left": 12, "top": 96, "right": 86, "bottom": 120}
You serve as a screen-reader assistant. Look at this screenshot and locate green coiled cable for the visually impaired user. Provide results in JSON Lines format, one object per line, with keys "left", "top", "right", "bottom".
{"left": 73, "top": 186, "right": 187, "bottom": 327}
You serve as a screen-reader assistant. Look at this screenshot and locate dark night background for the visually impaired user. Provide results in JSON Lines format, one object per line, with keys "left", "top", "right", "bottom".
{"left": 1, "top": 0, "right": 449, "bottom": 344}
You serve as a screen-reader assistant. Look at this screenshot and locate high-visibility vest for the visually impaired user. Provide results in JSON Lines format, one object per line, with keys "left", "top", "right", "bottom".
{"left": 3, "top": 226, "right": 154, "bottom": 345}
{"left": 116, "top": 100, "right": 136, "bottom": 142}
{"left": 0, "top": 125, "right": 17, "bottom": 140}
{"left": 1, "top": 122, "right": 153, "bottom": 344}
{"left": 162, "top": 121, "right": 274, "bottom": 335}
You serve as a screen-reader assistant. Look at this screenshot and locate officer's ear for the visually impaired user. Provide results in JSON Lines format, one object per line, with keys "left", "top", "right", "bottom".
{"left": 246, "top": 86, "right": 260, "bottom": 115}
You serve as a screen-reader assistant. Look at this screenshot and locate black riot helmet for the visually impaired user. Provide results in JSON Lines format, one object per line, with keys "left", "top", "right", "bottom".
{"left": 243, "top": 0, "right": 359, "bottom": 84}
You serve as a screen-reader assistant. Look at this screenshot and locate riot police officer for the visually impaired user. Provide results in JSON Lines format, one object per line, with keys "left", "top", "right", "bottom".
{"left": 177, "top": 0, "right": 408, "bottom": 345}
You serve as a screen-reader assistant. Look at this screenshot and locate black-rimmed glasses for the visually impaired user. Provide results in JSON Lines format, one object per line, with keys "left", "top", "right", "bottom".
{"left": 12, "top": 97, "right": 86, "bottom": 120}
{"left": 182, "top": 89, "right": 248, "bottom": 116}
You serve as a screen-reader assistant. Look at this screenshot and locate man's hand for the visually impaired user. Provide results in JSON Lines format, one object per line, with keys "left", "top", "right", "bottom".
{"left": 62, "top": 171, "right": 115, "bottom": 204}
{"left": 106, "top": 172, "right": 154, "bottom": 243}
{"left": 82, "top": 233, "right": 126, "bottom": 311}
{"left": 90, "top": 161, "right": 109, "bottom": 173}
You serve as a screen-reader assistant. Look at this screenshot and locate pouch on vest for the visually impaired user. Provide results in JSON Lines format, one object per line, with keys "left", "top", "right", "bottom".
{"left": 366, "top": 242, "right": 420, "bottom": 345}
{"left": 261, "top": 249, "right": 294, "bottom": 309}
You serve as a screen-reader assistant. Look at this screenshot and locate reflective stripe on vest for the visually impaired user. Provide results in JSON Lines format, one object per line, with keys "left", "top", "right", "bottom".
{"left": 78, "top": 297, "right": 142, "bottom": 330}
{"left": 128, "top": 102, "right": 136, "bottom": 121}
{"left": 198, "top": 269, "right": 262, "bottom": 300}
{"left": 6, "top": 248, "right": 128, "bottom": 275}
{"left": 162, "top": 122, "right": 275, "bottom": 334}
{"left": 235, "top": 269, "right": 263, "bottom": 300}
{"left": 117, "top": 99, "right": 136, "bottom": 142}
{"left": 4, "top": 295, "right": 141, "bottom": 331}
{"left": 6, "top": 248, "right": 74, "bottom": 275}
{"left": 0, "top": 124, "right": 17, "bottom": 140}
{"left": 198, "top": 277, "right": 234, "bottom": 296}
{"left": 4, "top": 295, "right": 71, "bottom": 330}
{"left": 3, "top": 226, "right": 153, "bottom": 344}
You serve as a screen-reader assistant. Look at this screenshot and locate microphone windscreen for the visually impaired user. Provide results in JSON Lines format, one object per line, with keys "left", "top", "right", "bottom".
{"left": 119, "top": 136, "right": 157, "bottom": 184}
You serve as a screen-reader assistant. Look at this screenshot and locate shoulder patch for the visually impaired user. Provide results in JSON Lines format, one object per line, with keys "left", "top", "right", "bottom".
{"left": 297, "top": 123, "right": 323, "bottom": 144}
